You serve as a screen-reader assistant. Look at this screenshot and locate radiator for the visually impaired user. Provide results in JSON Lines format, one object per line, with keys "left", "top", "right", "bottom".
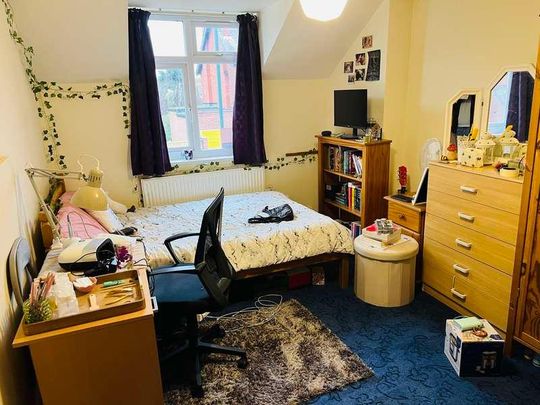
{"left": 141, "top": 167, "right": 265, "bottom": 207}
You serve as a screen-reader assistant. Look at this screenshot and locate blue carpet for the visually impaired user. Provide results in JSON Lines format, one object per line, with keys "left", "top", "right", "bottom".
{"left": 268, "top": 284, "right": 540, "bottom": 404}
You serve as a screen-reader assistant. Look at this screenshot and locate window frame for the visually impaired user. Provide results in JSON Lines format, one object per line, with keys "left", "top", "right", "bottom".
{"left": 150, "top": 14, "right": 238, "bottom": 162}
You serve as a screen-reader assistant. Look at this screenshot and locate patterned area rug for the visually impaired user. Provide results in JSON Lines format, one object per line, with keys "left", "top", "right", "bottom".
{"left": 164, "top": 299, "right": 373, "bottom": 404}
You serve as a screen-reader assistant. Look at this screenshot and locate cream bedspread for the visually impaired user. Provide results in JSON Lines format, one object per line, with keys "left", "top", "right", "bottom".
{"left": 118, "top": 191, "right": 353, "bottom": 272}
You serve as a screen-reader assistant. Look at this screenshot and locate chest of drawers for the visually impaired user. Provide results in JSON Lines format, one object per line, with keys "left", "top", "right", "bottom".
{"left": 423, "top": 162, "right": 523, "bottom": 331}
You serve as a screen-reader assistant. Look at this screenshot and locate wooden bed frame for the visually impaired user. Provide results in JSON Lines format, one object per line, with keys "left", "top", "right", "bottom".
{"left": 234, "top": 253, "right": 351, "bottom": 289}
{"left": 44, "top": 181, "right": 352, "bottom": 288}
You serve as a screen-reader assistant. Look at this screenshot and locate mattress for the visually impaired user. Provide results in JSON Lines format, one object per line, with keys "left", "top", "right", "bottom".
{"left": 118, "top": 191, "right": 353, "bottom": 272}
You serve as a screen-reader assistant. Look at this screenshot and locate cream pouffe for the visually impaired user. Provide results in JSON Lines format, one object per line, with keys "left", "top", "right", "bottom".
{"left": 354, "top": 235, "right": 419, "bottom": 307}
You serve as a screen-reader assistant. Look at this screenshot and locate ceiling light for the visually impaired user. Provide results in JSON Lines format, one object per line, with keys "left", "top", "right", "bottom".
{"left": 300, "top": 0, "right": 348, "bottom": 22}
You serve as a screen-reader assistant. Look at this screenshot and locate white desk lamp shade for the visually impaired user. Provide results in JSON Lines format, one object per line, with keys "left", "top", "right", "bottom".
{"left": 300, "top": 0, "right": 348, "bottom": 21}
{"left": 70, "top": 168, "right": 108, "bottom": 211}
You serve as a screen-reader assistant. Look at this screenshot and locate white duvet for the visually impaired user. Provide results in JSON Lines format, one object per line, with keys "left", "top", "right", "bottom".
{"left": 118, "top": 191, "right": 353, "bottom": 272}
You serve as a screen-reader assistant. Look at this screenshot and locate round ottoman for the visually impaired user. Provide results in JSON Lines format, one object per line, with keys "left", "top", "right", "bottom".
{"left": 354, "top": 234, "right": 419, "bottom": 307}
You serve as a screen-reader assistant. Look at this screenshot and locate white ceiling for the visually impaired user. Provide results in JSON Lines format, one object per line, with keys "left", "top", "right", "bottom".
{"left": 128, "top": 0, "right": 281, "bottom": 12}
{"left": 263, "top": 0, "right": 384, "bottom": 79}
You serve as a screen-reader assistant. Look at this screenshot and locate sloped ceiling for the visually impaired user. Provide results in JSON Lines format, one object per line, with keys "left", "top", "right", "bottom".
{"left": 263, "top": 0, "right": 384, "bottom": 79}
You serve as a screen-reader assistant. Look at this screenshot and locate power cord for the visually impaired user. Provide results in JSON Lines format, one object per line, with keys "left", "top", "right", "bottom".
{"left": 205, "top": 294, "right": 283, "bottom": 333}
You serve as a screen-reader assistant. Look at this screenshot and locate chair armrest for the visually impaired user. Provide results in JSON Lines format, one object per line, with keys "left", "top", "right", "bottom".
{"left": 164, "top": 232, "right": 200, "bottom": 264}
{"left": 150, "top": 264, "right": 198, "bottom": 277}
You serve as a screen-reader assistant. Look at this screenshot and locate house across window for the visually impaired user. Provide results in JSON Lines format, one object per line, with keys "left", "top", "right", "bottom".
{"left": 149, "top": 16, "right": 238, "bottom": 162}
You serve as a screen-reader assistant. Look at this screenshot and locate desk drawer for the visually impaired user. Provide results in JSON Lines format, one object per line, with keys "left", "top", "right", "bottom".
{"left": 425, "top": 214, "right": 515, "bottom": 274}
{"left": 388, "top": 202, "right": 422, "bottom": 233}
{"left": 428, "top": 164, "right": 522, "bottom": 214}
{"left": 427, "top": 190, "right": 519, "bottom": 245}
{"left": 423, "top": 261, "right": 509, "bottom": 330}
{"left": 423, "top": 237, "right": 511, "bottom": 303}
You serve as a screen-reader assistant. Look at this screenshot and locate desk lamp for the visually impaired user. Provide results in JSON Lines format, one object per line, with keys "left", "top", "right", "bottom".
{"left": 26, "top": 155, "right": 108, "bottom": 249}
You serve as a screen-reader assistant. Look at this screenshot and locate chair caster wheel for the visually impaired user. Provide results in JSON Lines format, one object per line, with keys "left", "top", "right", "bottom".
{"left": 191, "top": 385, "right": 204, "bottom": 398}
{"left": 237, "top": 356, "right": 248, "bottom": 369}
{"left": 210, "top": 324, "right": 226, "bottom": 339}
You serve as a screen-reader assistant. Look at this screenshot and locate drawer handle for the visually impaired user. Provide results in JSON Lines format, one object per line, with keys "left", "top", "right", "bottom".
{"left": 460, "top": 186, "right": 478, "bottom": 194}
{"left": 453, "top": 264, "right": 470, "bottom": 275}
{"left": 451, "top": 288, "right": 467, "bottom": 300}
{"left": 458, "top": 212, "right": 475, "bottom": 222}
{"left": 455, "top": 238, "right": 472, "bottom": 249}
{"left": 399, "top": 213, "right": 406, "bottom": 220}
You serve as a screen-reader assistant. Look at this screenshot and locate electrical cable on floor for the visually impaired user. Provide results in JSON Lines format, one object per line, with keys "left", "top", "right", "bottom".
{"left": 205, "top": 294, "right": 284, "bottom": 332}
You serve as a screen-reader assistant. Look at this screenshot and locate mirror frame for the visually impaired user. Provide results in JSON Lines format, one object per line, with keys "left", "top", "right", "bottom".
{"left": 443, "top": 88, "right": 483, "bottom": 149}
{"left": 480, "top": 64, "right": 536, "bottom": 138}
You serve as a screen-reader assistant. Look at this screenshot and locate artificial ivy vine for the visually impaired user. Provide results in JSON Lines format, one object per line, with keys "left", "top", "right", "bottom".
{"left": 2, "top": 0, "right": 315, "bottom": 175}
{"left": 1, "top": 0, "right": 130, "bottom": 169}
{"left": 170, "top": 149, "right": 318, "bottom": 175}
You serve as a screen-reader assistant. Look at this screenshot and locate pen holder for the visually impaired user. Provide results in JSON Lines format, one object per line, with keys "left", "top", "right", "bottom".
{"left": 457, "top": 137, "right": 477, "bottom": 164}
{"left": 23, "top": 298, "right": 53, "bottom": 324}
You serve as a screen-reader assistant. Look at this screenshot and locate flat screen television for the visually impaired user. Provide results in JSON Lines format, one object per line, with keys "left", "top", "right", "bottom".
{"left": 334, "top": 89, "right": 368, "bottom": 138}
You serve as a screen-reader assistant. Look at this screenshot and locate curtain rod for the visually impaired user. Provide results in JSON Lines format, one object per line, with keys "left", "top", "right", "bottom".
{"left": 133, "top": 7, "right": 258, "bottom": 18}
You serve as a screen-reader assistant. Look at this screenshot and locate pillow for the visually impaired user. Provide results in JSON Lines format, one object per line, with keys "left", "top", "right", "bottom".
{"left": 57, "top": 192, "right": 108, "bottom": 239}
{"left": 106, "top": 194, "right": 128, "bottom": 214}
{"left": 86, "top": 208, "right": 124, "bottom": 233}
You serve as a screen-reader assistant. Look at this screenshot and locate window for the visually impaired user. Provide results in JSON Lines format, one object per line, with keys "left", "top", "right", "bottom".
{"left": 149, "top": 16, "right": 238, "bottom": 162}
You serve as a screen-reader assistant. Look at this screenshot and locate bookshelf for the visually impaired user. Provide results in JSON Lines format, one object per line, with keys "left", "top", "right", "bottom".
{"left": 317, "top": 136, "right": 391, "bottom": 234}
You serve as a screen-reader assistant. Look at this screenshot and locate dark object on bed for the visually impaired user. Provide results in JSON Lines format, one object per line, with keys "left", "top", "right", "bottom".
{"left": 248, "top": 204, "right": 294, "bottom": 223}
{"left": 150, "top": 188, "right": 247, "bottom": 397}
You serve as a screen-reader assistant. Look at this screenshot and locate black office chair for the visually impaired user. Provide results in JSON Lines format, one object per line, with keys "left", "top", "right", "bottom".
{"left": 150, "top": 188, "right": 247, "bottom": 397}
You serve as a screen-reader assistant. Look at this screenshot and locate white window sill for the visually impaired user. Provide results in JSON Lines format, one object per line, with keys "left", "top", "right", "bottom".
{"left": 170, "top": 156, "right": 234, "bottom": 167}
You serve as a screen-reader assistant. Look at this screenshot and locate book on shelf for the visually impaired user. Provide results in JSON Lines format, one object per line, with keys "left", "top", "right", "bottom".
{"left": 329, "top": 182, "right": 361, "bottom": 212}
{"left": 335, "top": 219, "right": 362, "bottom": 239}
{"left": 327, "top": 146, "right": 362, "bottom": 177}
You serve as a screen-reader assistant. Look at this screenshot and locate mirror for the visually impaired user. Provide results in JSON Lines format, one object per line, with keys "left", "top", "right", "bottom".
{"left": 485, "top": 67, "right": 534, "bottom": 142}
{"left": 444, "top": 89, "right": 482, "bottom": 149}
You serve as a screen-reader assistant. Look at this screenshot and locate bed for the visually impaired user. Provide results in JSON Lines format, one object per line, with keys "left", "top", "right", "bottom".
{"left": 118, "top": 191, "right": 354, "bottom": 287}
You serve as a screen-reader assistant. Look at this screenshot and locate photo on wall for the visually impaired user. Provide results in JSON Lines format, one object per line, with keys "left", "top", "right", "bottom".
{"left": 344, "top": 61, "right": 354, "bottom": 74}
{"left": 366, "top": 50, "right": 381, "bottom": 81}
{"left": 347, "top": 74, "right": 355, "bottom": 83}
{"left": 362, "top": 35, "right": 373, "bottom": 49}
{"left": 355, "top": 53, "right": 366, "bottom": 66}
{"left": 355, "top": 69, "right": 365, "bottom": 81}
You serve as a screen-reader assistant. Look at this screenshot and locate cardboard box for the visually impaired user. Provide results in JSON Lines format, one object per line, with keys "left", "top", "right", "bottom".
{"left": 444, "top": 319, "right": 504, "bottom": 376}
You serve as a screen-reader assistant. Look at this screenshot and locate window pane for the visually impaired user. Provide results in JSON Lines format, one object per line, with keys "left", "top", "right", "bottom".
{"left": 156, "top": 68, "right": 190, "bottom": 161}
{"left": 194, "top": 63, "right": 236, "bottom": 152}
{"left": 195, "top": 26, "right": 239, "bottom": 53}
{"left": 148, "top": 20, "right": 186, "bottom": 57}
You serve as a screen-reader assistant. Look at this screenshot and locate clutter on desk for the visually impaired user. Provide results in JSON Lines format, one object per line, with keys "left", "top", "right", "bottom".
{"left": 397, "top": 166, "right": 407, "bottom": 194}
{"left": 23, "top": 273, "right": 55, "bottom": 324}
{"left": 22, "top": 270, "right": 145, "bottom": 335}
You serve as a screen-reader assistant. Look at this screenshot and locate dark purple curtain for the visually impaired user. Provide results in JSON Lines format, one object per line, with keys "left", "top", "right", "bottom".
{"left": 233, "top": 14, "right": 266, "bottom": 165}
{"left": 506, "top": 72, "right": 534, "bottom": 142}
{"left": 128, "top": 8, "right": 172, "bottom": 176}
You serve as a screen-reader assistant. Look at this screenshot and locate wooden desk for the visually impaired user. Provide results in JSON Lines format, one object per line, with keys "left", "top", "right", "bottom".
{"left": 384, "top": 195, "right": 426, "bottom": 281}
{"left": 12, "top": 246, "right": 163, "bottom": 405}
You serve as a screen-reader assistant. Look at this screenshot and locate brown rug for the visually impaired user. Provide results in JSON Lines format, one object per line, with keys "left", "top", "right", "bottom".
{"left": 164, "top": 299, "right": 373, "bottom": 404}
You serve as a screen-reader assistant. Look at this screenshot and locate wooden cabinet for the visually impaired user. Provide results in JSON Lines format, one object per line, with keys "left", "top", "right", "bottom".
{"left": 317, "top": 136, "right": 391, "bottom": 229}
{"left": 423, "top": 162, "right": 523, "bottom": 331}
{"left": 384, "top": 196, "right": 426, "bottom": 280}
{"left": 506, "top": 52, "right": 540, "bottom": 353}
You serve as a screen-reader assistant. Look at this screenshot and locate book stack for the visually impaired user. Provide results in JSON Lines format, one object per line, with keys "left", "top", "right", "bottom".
{"left": 328, "top": 147, "right": 362, "bottom": 177}
{"left": 333, "top": 182, "right": 361, "bottom": 211}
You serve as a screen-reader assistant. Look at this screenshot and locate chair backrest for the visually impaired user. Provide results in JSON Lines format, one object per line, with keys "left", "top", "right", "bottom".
{"left": 195, "top": 188, "right": 234, "bottom": 308}
{"left": 8, "top": 238, "right": 34, "bottom": 307}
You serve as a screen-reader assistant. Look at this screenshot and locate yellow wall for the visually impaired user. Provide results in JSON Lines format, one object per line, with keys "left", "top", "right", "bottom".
{"left": 325, "top": 0, "right": 390, "bottom": 129}
{"left": 263, "top": 79, "right": 328, "bottom": 208}
{"left": 0, "top": 10, "right": 46, "bottom": 405}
